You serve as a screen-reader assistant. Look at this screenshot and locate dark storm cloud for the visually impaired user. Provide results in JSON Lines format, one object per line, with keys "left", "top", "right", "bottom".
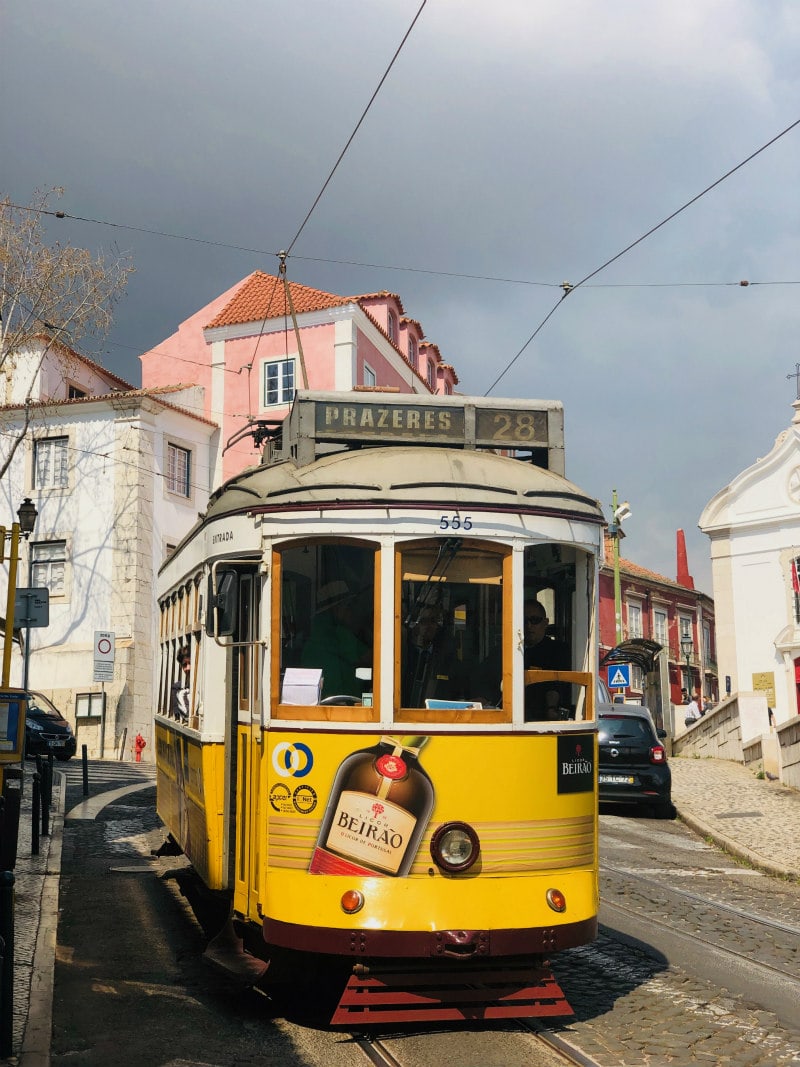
{"left": 4, "top": 0, "right": 800, "bottom": 588}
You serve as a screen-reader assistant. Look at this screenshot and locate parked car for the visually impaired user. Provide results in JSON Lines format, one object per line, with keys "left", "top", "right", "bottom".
{"left": 596, "top": 683, "right": 674, "bottom": 818}
{"left": 24, "top": 691, "right": 77, "bottom": 761}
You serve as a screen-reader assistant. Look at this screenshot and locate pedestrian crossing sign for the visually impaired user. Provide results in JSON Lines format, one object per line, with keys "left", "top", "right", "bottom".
{"left": 607, "top": 664, "right": 631, "bottom": 689}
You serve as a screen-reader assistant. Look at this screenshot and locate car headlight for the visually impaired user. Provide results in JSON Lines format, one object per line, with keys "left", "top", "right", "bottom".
{"left": 430, "top": 822, "right": 480, "bottom": 873}
{"left": 27, "top": 721, "right": 44, "bottom": 732}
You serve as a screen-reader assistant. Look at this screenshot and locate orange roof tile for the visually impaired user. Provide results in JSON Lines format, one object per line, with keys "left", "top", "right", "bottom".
{"left": 206, "top": 271, "right": 354, "bottom": 328}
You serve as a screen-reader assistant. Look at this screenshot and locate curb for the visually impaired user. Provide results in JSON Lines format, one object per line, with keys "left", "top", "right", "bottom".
{"left": 676, "top": 806, "right": 800, "bottom": 883}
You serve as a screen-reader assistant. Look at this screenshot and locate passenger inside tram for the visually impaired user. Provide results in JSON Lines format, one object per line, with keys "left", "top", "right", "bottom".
{"left": 523, "top": 597, "right": 572, "bottom": 720}
{"left": 300, "top": 579, "right": 372, "bottom": 700}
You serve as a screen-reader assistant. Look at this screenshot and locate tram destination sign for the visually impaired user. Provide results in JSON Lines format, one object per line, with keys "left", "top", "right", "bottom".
{"left": 314, "top": 400, "right": 549, "bottom": 448}
{"left": 317, "top": 401, "right": 465, "bottom": 440}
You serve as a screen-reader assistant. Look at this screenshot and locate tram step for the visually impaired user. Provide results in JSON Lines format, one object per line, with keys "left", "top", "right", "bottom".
{"left": 330, "top": 964, "right": 572, "bottom": 1025}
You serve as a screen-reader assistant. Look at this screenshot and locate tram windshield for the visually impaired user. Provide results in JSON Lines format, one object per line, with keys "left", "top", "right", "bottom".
{"left": 398, "top": 539, "right": 506, "bottom": 712}
{"left": 278, "top": 540, "right": 376, "bottom": 706}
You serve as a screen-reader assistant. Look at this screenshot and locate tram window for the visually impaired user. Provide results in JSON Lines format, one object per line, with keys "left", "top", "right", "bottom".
{"left": 206, "top": 568, "right": 238, "bottom": 637}
{"left": 523, "top": 544, "right": 591, "bottom": 722}
{"left": 398, "top": 540, "right": 506, "bottom": 715}
{"left": 277, "top": 541, "right": 376, "bottom": 708}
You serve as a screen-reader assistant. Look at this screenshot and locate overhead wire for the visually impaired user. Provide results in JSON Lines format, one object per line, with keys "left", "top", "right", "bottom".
{"left": 483, "top": 115, "right": 800, "bottom": 396}
{"left": 5, "top": 206, "right": 799, "bottom": 292}
{"left": 284, "top": 0, "right": 428, "bottom": 255}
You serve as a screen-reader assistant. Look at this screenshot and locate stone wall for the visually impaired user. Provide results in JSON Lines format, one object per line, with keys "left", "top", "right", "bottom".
{"left": 778, "top": 715, "right": 800, "bottom": 790}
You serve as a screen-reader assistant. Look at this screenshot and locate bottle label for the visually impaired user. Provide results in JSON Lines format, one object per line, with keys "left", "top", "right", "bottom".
{"left": 322, "top": 790, "right": 416, "bottom": 875}
{"left": 375, "top": 753, "right": 407, "bottom": 780}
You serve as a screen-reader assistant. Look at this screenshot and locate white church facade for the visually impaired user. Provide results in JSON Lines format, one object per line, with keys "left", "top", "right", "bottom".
{"left": 700, "top": 399, "right": 800, "bottom": 727}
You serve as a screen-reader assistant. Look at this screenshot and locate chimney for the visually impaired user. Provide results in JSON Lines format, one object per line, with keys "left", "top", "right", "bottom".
{"left": 676, "top": 529, "right": 694, "bottom": 589}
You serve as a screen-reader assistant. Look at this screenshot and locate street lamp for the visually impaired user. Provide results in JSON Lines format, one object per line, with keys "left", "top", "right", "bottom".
{"left": 608, "top": 490, "right": 632, "bottom": 646}
{"left": 1, "top": 499, "right": 37, "bottom": 686}
{"left": 680, "top": 634, "right": 693, "bottom": 698}
{"left": 17, "top": 498, "right": 38, "bottom": 691}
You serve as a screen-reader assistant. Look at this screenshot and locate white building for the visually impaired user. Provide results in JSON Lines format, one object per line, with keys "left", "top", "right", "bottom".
{"left": 699, "top": 399, "right": 800, "bottom": 726}
{"left": 0, "top": 338, "right": 218, "bottom": 757}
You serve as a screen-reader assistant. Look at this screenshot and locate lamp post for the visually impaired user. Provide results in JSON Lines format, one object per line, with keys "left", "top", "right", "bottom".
{"left": 681, "top": 634, "right": 693, "bottom": 699}
{"left": 17, "top": 498, "right": 38, "bottom": 691}
{"left": 608, "top": 490, "right": 632, "bottom": 647}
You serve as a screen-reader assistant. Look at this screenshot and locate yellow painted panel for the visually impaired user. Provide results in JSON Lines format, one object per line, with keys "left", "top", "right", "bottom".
{"left": 263, "top": 866, "right": 597, "bottom": 931}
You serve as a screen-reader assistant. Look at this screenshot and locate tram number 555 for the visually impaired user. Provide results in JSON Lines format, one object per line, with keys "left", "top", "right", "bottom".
{"left": 439, "top": 514, "right": 472, "bottom": 530}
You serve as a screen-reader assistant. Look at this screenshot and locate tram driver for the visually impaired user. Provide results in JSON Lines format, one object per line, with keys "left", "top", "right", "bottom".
{"left": 402, "top": 603, "right": 469, "bottom": 707}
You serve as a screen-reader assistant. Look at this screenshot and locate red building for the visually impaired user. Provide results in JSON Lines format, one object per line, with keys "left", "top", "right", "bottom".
{"left": 599, "top": 530, "right": 717, "bottom": 709}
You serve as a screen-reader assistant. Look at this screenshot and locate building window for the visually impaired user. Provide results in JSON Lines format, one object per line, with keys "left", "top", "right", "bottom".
{"left": 67, "top": 384, "right": 86, "bottom": 399}
{"left": 679, "top": 615, "right": 692, "bottom": 640}
{"left": 76, "top": 692, "right": 105, "bottom": 718}
{"left": 408, "top": 336, "right": 417, "bottom": 365}
{"left": 363, "top": 364, "right": 376, "bottom": 388}
{"left": 33, "top": 436, "right": 68, "bottom": 489}
{"left": 627, "top": 601, "right": 643, "bottom": 639}
{"left": 631, "top": 665, "right": 644, "bottom": 691}
{"left": 427, "top": 359, "right": 436, "bottom": 390}
{"left": 653, "top": 609, "right": 668, "bottom": 645}
{"left": 703, "top": 621, "right": 712, "bottom": 664}
{"left": 387, "top": 310, "right": 397, "bottom": 343}
{"left": 31, "top": 540, "right": 67, "bottom": 596}
{"left": 263, "top": 358, "right": 295, "bottom": 406}
{"left": 166, "top": 444, "right": 191, "bottom": 497}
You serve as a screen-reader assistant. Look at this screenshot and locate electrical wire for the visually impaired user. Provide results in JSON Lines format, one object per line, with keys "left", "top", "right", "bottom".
{"left": 483, "top": 115, "right": 800, "bottom": 395}
{"left": 285, "top": 0, "right": 428, "bottom": 254}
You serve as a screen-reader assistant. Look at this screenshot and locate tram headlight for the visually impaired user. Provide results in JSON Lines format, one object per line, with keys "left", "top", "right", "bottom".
{"left": 430, "top": 822, "right": 480, "bottom": 873}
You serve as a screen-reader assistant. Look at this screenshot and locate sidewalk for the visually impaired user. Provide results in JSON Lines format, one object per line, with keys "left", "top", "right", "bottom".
{"left": 670, "top": 755, "right": 800, "bottom": 881}
{"left": 4, "top": 767, "right": 64, "bottom": 1067}
{"left": 3, "top": 754, "right": 799, "bottom": 1065}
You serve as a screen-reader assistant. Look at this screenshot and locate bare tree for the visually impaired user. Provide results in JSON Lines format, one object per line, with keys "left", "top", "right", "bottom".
{"left": 0, "top": 188, "right": 134, "bottom": 479}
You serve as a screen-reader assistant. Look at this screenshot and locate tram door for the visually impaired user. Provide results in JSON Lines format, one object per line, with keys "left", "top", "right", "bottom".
{"left": 233, "top": 569, "right": 262, "bottom": 918}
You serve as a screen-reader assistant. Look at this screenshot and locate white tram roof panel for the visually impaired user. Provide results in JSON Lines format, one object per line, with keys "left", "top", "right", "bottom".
{"left": 206, "top": 445, "right": 602, "bottom": 526}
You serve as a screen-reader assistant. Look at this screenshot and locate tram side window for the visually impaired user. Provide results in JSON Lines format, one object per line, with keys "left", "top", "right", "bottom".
{"left": 523, "top": 544, "right": 581, "bottom": 721}
{"left": 399, "top": 540, "right": 505, "bottom": 711}
{"left": 279, "top": 541, "right": 375, "bottom": 704}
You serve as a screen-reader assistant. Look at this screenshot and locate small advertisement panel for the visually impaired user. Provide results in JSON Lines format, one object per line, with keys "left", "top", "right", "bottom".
{"left": 0, "top": 687, "right": 28, "bottom": 763}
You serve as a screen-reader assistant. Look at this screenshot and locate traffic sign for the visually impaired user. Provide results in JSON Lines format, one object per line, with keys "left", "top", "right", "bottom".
{"left": 607, "top": 663, "right": 631, "bottom": 689}
{"left": 94, "top": 631, "right": 115, "bottom": 682}
{"left": 13, "top": 588, "right": 49, "bottom": 628}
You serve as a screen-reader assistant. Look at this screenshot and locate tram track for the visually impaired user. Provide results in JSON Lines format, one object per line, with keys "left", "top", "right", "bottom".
{"left": 599, "top": 864, "right": 800, "bottom": 1030}
{"left": 353, "top": 1025, "right": 604, "bottom": 1067}
{"left": 603, "top": 862, "right": 800, "bottom": 941}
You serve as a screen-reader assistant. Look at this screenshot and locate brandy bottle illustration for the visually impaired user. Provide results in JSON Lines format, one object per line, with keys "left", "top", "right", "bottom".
{"left": 309, "top": 735, "right": 434, "bottom": 877}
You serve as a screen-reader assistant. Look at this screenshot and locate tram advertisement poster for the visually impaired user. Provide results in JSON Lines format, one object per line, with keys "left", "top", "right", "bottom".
{"left": 268, "top": 732, "right": 597, "bottom": 876}
{"left": 556, "top": 733, "right": 595, "bottom": 794}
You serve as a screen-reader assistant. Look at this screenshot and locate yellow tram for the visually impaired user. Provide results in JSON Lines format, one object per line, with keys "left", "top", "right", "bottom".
{"left": 155, "top": 391, "right": 604, "bottom": 1023}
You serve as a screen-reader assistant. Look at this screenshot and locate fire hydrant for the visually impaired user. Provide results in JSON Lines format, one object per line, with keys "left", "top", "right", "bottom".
{"left": 134, "top": 733, "right": 146, "bottom": 763}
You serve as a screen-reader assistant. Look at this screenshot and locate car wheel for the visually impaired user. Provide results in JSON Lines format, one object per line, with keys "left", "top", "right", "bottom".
{"left": 654, "top": 801, "right": 676, "bottom": 820}
{"left": 54, "top": 753, "right": 74, "bottom": 762}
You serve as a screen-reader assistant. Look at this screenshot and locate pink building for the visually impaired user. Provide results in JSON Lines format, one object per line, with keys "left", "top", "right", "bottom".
{"left": 599, "top": 531, "right": 717, "bottom": 709}
{"left": 141, "top": 272, "right": 459, "bottom": 483}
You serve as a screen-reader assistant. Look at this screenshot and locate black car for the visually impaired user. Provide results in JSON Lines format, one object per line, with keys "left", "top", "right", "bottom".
{"left": 24, "top": 692, "right": 77, "bottom": 761}
{"left": 597, "top": 703, "right": 674, "bottom": 819}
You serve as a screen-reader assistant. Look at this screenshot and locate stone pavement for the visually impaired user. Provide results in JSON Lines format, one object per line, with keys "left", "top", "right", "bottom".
{"left": 3, "top": 765, "right": 64, "bottom": 1067}
{"left": 2, "top": 754, "right": 799, "bottom": 1065}
{"left": 670, "top": 754, "right": 800, "bottom": 881}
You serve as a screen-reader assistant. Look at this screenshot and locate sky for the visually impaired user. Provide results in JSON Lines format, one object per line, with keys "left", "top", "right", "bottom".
{"left": 4, "top": 0, "right": 800, "bottom": 594}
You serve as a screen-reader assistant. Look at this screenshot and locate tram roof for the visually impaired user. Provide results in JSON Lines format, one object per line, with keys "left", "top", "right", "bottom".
{"left": 204, "top": 441, "right": 603, "bottom": 525}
